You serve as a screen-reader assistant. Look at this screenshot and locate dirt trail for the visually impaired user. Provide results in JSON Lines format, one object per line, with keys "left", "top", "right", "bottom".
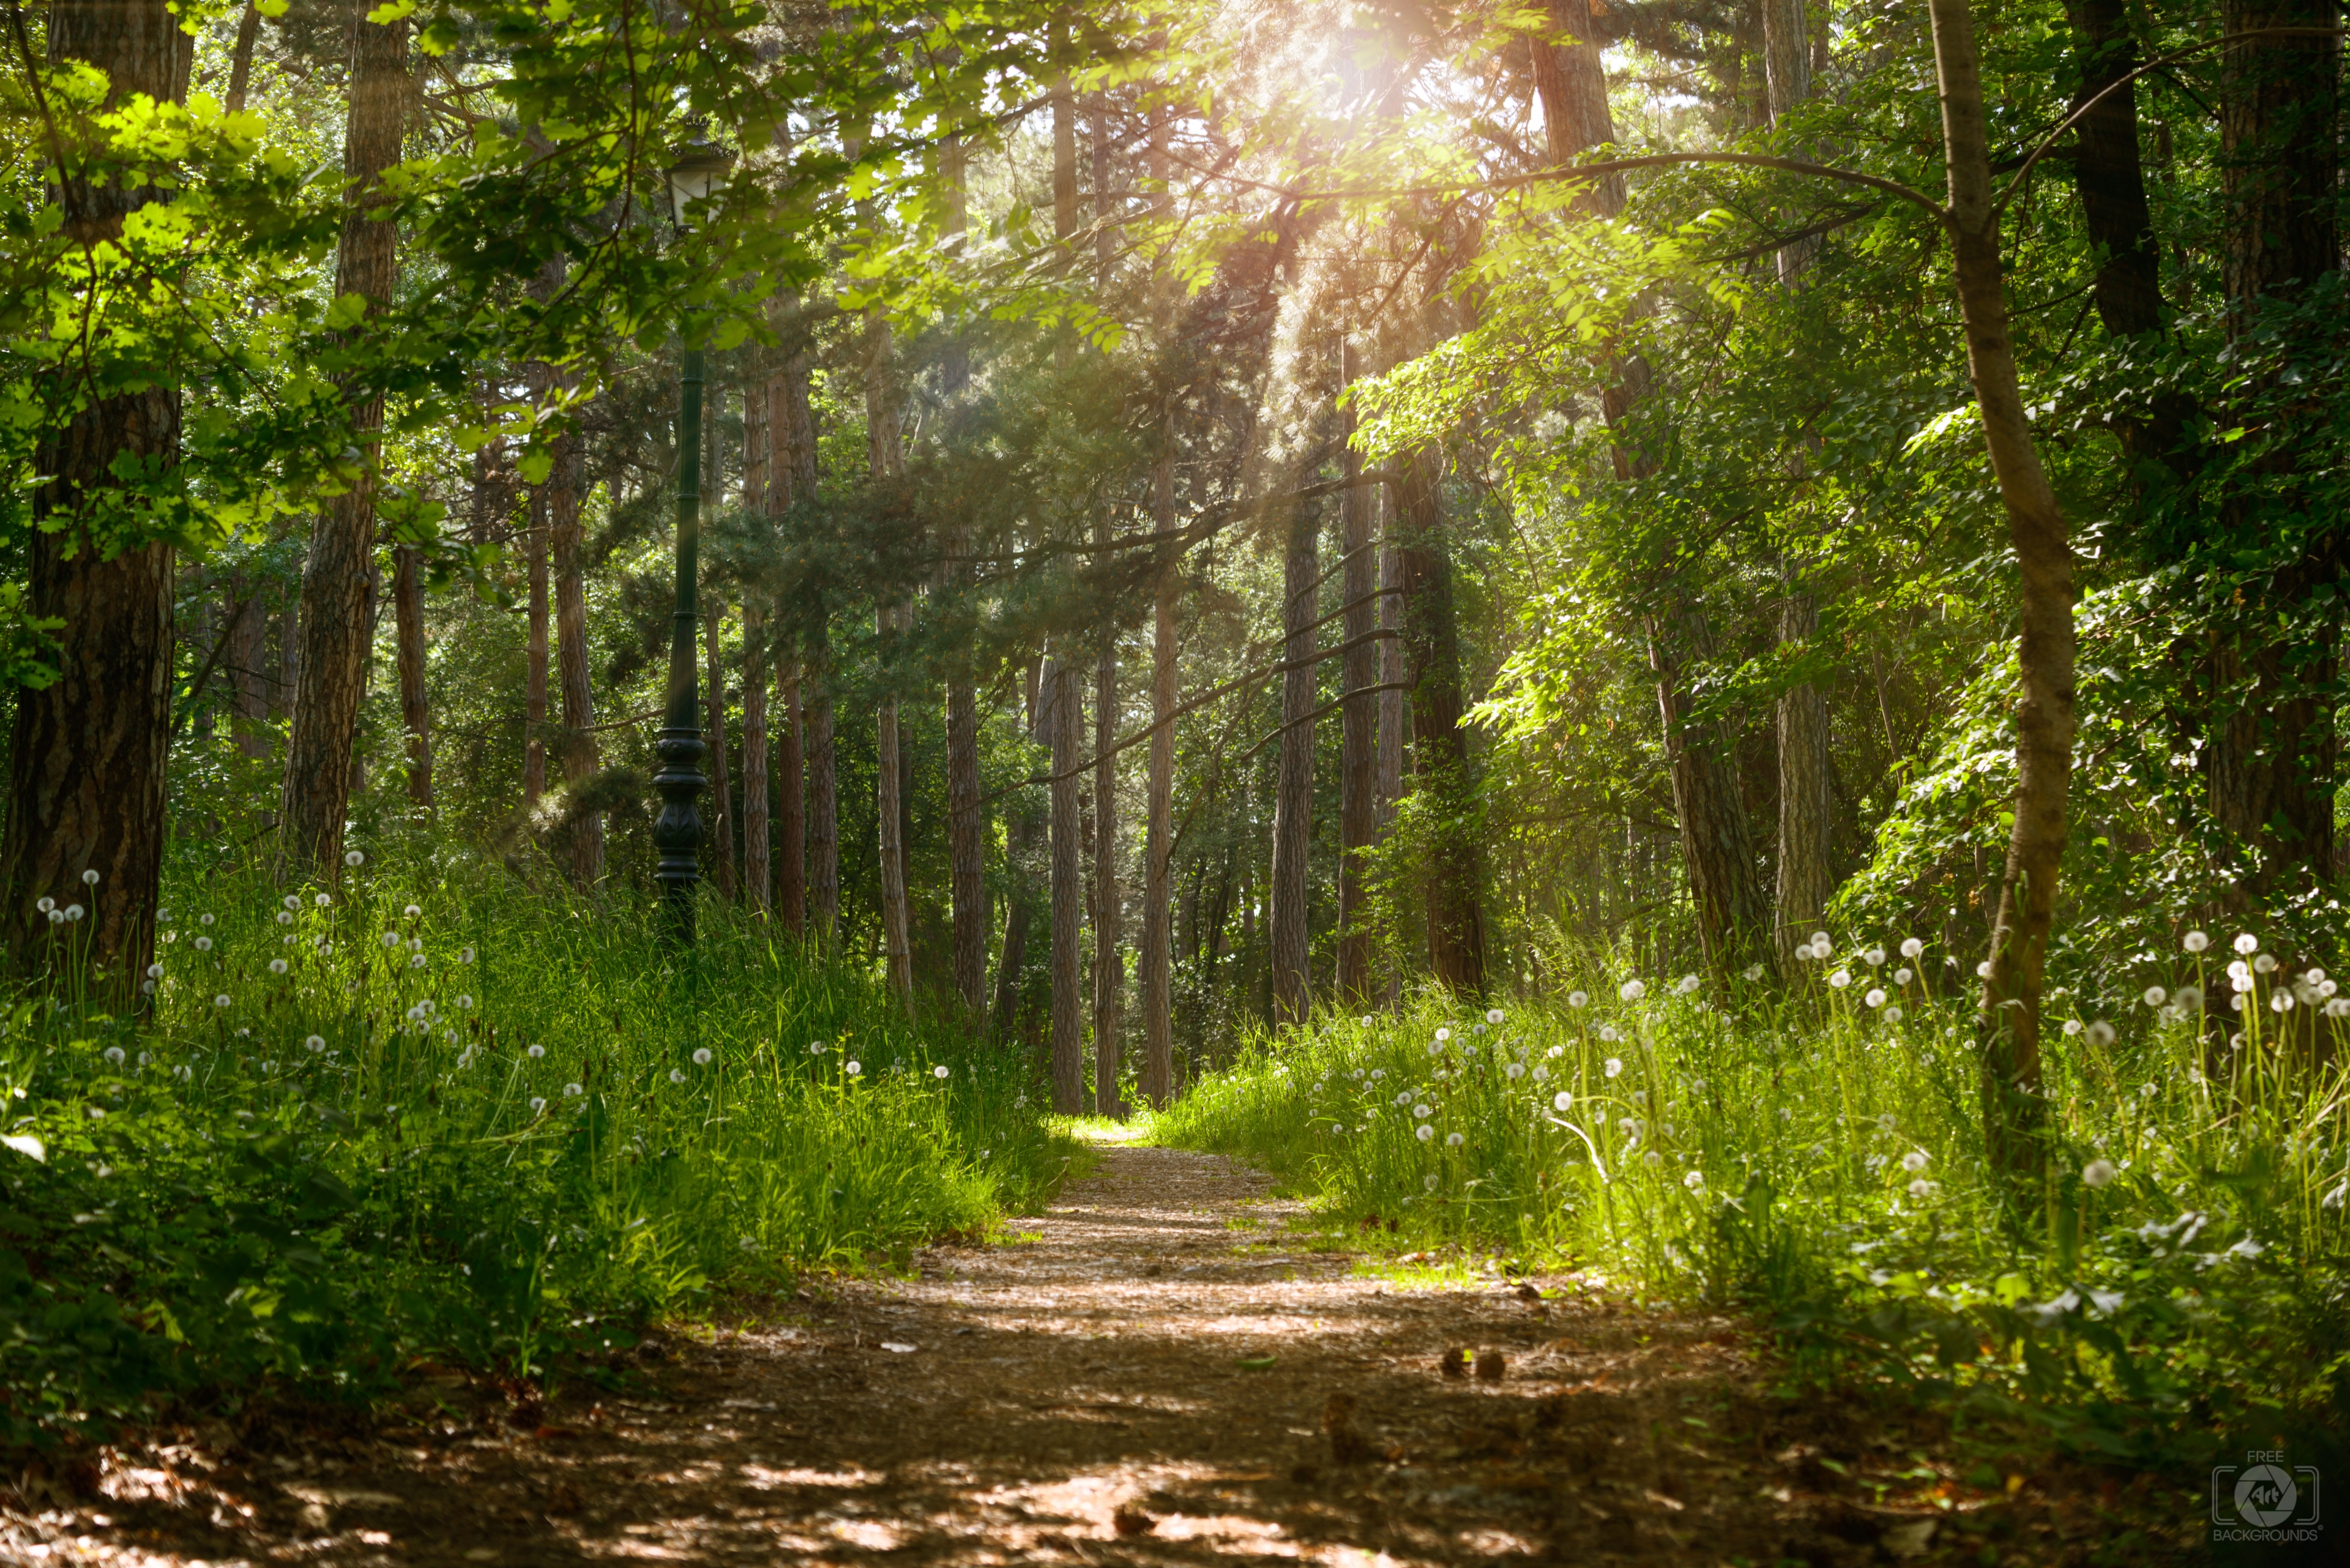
{"left": 14, "top": 1137, "right": 2172, "bottom": 1565}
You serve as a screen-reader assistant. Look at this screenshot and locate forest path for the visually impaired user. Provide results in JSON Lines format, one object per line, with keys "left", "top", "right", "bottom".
{"left": 34, "top": 1138, "right": 2088, "bottom": 1565}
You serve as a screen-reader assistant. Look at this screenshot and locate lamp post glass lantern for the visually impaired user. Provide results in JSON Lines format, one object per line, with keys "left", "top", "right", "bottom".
{"left": 651, "top": 134, "right": 736, "bottom": 942}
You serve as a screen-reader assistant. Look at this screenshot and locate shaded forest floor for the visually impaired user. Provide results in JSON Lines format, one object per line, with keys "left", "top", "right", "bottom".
{"left": 6, "top": 1133, "right": 2202, "bottom": 1566}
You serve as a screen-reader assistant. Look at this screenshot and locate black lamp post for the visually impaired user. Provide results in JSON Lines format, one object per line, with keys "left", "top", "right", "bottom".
{"left": 652, "top": 135, "right": 736, "bottom": 942}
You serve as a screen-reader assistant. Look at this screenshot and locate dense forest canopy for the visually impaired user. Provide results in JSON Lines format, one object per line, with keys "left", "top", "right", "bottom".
{"left": 0, "top": 0, "right": 2343, "bottom": 1493}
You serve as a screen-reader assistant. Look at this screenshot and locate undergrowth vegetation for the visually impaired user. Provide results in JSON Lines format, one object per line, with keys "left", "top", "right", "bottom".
{"left": 0, "top": 842, "right": 1067, "bottom": 1449}
{"left": 1162, "top": 934, "right": 2349, "bottom": 1466}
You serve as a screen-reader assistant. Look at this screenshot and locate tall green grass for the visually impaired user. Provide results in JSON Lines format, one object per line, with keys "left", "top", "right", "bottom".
{"left": 1161, "top": 938, "right": 2349, "bottom": 1458}
{"left": 0, "top": 843, "right": 1064, "bottom": 1446}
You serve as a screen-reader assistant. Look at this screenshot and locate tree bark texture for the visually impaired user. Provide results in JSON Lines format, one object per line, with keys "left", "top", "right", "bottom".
{"left": 1772, "top": 587, "right": 1832, "bottom": 966}
{"left": 1140, "top": 440, "right": 1179, "bottom": 1105}
{"left": 703, "top": 600, "right": 736, "bottom": 900}
{"left": 225, "top": 0, "right": 263, "bottom": 113}
{"left": 867, "top": 313, "right": 914, "bottom": 1010}
{"left": 226, "top": 577, "right": 269, "bottom": 760}
{"left": 740, "top": 381, "right": 771, "bottom": 913}
{"left": 1394, "top": 450, "right": 1485, "bottom": 993}
{"left": 1529, "top": 1, "right": 1625, "bottom": 214}
{"left": 1928, "top": 0, "right": 2078, "bottom": 1189}
{"left": 1650, "top": 607, "right": 1768, "bottom": 969}
{"left": 1337, "top": 340, "right": 1379, "bottom": 1004}
{"left": 392, "top": 544, "right": 431, "bottom": 811}
{"left": 941, "top": 154, "right": 987, "bottom": 1014}
{"left": 2204, "top": 0, "right": 2340, "bottom": 899}
{"left": 805, "top": 638, "right": 840, "bottom": 954}
{"left": 1093, "top": 616, "right": 1124, "bottom": 1115}
{"left": 1270, "top": 500, "right": 1317, "bottom": 1026}
{"left": 2, "top": 0, "right": 188, "bottom": 992}
{"left": 524, "top": 471, "right": 549, "bottom": 811}
{"left": 1376, "top": 496, "right": 1405, "bottom": 1005}
{"left": 1046, "top": 654, "right": 1086, "bottom": 1111}
{"left": 548, "top": 398, "right": 603, "bottom": 888}
{"left": 277, "top": 7, "right": 408, "bottom": 879}
{"left": 777, "top": 666, "right": 805, "bottom": 933}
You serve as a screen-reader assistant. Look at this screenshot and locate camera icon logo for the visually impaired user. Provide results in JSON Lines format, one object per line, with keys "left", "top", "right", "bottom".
{"left": 2212, "top": 1452, "right": 2319, "bottom": 1542}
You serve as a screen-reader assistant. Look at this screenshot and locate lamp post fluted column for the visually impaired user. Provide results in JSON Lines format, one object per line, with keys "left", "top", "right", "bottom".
{"left": 652, "top": 338, "right": 707, "bottom": 941}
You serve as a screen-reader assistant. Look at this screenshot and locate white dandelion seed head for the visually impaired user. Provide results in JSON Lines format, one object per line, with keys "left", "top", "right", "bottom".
{"left": 2143, "top": 985, "right": 2166, "bottom": 1008}
{"left": 1553, "top": 1091, "right": 1572, "bottom": 1111}
{"left": 1676, "top": 974, "right": 1699, "bottom": 995}
{"left": 1531, "top": 1065, "right": 1548, "bottom": 1081}
{"left": 44, "top": 909, "right": 62, "bottom": 925}
{"left": 80, "top": 868, "right": 98, "bottom": 886}
{"left": 1416, "top": 1123, "right": 1434, "bottom": 1142}
{"left": 381, "top": 932, "right": 400, "bottom": 949}
{"left": 64, "top": 905, "right": 83, "bottom": 922}
{"left": 1597, "top": 1025, "right": 1619, "bottom": 1043}
{"left": 1604, "top": 1056, "right": 1623, "bottom": 1078}
{"left": 1683, "top": 1170, "right": 1704, "bottom": 1190}
{"left": 2082, "top": 1158, "right": 2116, "bottom": 1189}
{"left": 1885, "top": 1006, "right": 1904, "bottom": 1022}
{"left": 102, "top": 1045, "right": 124, "bottom": 1064}
{"left": 1435, "top": 1028, "right": 1452, "bottom": 1042}
{"left": 345, "top": 850, "right": 365, "bottom": 867}
{"left": 213, "top": 994, "right": 229, "bottom": 1008}
{"left": 1471, "top": 1022, "right": 1486, "bottom": 1035}
{"left": 145, "top": 963, "right": 163, "bottom": 979}
{"left": 2183, "top": 930, "right": 2209, "bottom": 952}
{"left": 670, "top": 1068, "right": 686, "bottom": 1083}
{"left": 2234, "top": 933, "right": 2258, "bottom": 955}
{"left": 2087, "top": 1020, "right": 2117, "bottom": 1047}
{"left": 1743, "top": 963, "right": 1764, "bottom": 982}
{"left": 1619, "top": 979, "right": 1646, "bottom": 1002}
{"left": 314, "top": 893, "right": 330, "bottom": 908}
{"left": 934, "top": 1065, "right": 950, "bottom": 1080}
{"left": 693, "top": 1047, "right": 713, "bottom": 1066}
{"left": 1829, "top": 969, "right": 1852, "bottom": 989}
{"left": 1445, "top": 1131, "right": 1464, "bottom": 1148}
{"left": 1900, "top": 937, "right": 1924, "bottom": 959}
{"left": 409, "top": 953, "right": 426, "bottom": 969}
{"left": 2306, "top": 968, "right": 2327, "bottom": 987}
{"left": 1976, "top": 960, "right": 1993, "bottom": 979}
{"left": 2062, "top": 1018, "right": 2084, "bottom": 1036}
{"left": 846, "top": 1060, "right": 862, "bottom": 1076}
{"left": 305, "top": 1035, "right": 325, "bottom": 1052}
{"left": 200, "top": 912, "right": 215, "bottom": 926}
{"left": 276, "top": 911, "right": 293, "bottom": 925}
{"left": 1906, "top": 1178, "right": 1938, "bottom": 1200}
{"left": 269, "top": 958, "right": 288, "bottom": 975}
{"left": 403, "top": 904, "right": 421, "bottom": 920}
{"left": 1865, "top": 988, "right": 1887, "bottom": 1009}
{"left": 282, "top": 895, "right": 301, "bottom": 912}
{"left": 193, "top": 935, "right": 211, "bottom": 951}
{"left": 1567, "top": 990, "right": 1588, "bottom": 1009}
{"left": 1863, "top": 947, "right": 1886, "bottom": 967}
{"left": 1505, "top": 1062, "right": 1524, "bottom": 1080}
{"left": 526, "top": 1043, "right": 545, "bottom": 1058}
{"left": 1893, "top": 967, "right": 1913, "bottom": 985}
{"left": 2253, "top": 952, "right": 2277, "bottom": 974}
{"left": 1413, "top": 1102, "right": 1431, "bottom": 1118}
{"left": 2176, "top": 985, "right": 2204, "bottom": 1010}
{"left": 34, "top": 897, "right": 52, "bottom": 914}
{"left": 1485, "top": 1007, "right": 1504, "bottom": 1025}
{"left": 564, "top": 1083, "right": 582, "bottom": 1097}
{"left": 1902, "top": 1149, "right": 1929, "bottom": 1172}
{"left": 528, "top": 1096, "right": 546, "bottom": 1114}
{"left": 2271, "top": 990, "right": 2294, "bottom": 1012}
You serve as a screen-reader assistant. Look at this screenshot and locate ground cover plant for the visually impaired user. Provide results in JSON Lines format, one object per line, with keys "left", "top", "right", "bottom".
{"left": 1161, "top": 930, "right": 2350, "bottom": 1474}
{"left": 0, "top": 842, "right": 1067, "bottom": 1449}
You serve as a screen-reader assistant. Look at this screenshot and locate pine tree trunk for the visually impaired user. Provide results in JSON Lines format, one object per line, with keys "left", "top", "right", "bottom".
{"left": 1093, "top": 577, "right": 1125, "bottom": 1116}
{"left": 1270, "top": 501, "right": 1317, "bottom": 1025}
{"left": 1394, "top": 450, "right": 1485, "bottom": 993}
{"left": 941, "top": 146, "right": 988, "bottom": 1014}
{"left": 550, "top": 405, "right": 603, "bottom": 887}
{"left": 742, "top": 605, "right": 769, "bottom": 912}
{"left": 703, "top": 600, "right": 735, "bottom": 900}
{"left": 1928, "top": 0, "right": 2078, "bottom": 1191}
{"left": 779, "top": 666, "right": 807, "bottom": 935}
{"left": 393, "top": 545, "right": 431, "bottom": 811}
{"left": 1136, "top": 112, "right": 1181, "bottom": 1102}
{"left": 1376, "top": 503, "right": 1404, "bottom": 1005}
{"left": 1651, "top": 607, "right": 1769, "bottom": 968}
{"left": 1046, "top": 654, "right": 1086, "bottom": 1111}
{"left": 227, "top": 578, "right": 269, "bottom": 760}
{"left": 1773, "top": 587, "right": 1832, "bottom": 965}
{"left": 1337, "top": 340, "right": 1379, "bottom": 1003}
{"left": 225, "top": 0, "right": 261, "bottom": 113}
{"left": 524, "top": 478, "right": 548, "bottom": 810}
{"left": 2, "top": 0, "right": 184, "bottom": 990}
{"left": 805, "top": 642, "right": 840, "bottom": 954}
{"left": 277, "top": 6, "right": 407, "bottom": 879}
{"left": 2205, "top": 0, "right": 2339, "bottom": 898}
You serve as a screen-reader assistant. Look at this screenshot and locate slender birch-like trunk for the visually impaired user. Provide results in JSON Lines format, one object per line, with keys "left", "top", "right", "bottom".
{"left": 1336, "top": 337, "right": 1379, "bottom": 1003}
{"left": 392, "top": 545, "right": 431, "bottom": 811}
{"left": 1269, "top": 500, "right": 1317, "bottom": 1025}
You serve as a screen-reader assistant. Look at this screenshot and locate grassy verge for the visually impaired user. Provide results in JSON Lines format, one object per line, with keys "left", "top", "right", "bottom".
{"left": 1157, "top": 960, "right": 2348, "bottom": 1472}
{"left": 0, "top": 844, "right": 1068, "bottom": 1449}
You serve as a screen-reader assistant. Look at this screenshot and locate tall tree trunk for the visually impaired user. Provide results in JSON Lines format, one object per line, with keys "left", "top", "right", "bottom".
{"left": 549, "top": 402, "right": 602, "bottom": 886}
{"left": 225, "top": 0, "right": 261, "bottom": 113}
{"left": 1393, "top": 450, "right": 1485, "bottom": 993}
{"left": 1093, "top": 543, "right": 1125, "bottom": 1116}
{"left": 1773, "top": 587, "right": 1832, "bottom": 965}
{"left": 524, "top": 476, "right": 549, "bottom": 809}
{"left": 1337, "top": 338, "right": 1379, "bottom": 1003}
{"left": 867, "top": 313, "right": 914, "bottom": 1010}
{"left": 1270, "top": 499, "right": 1317, "bottom": 1025}
{"left": 739, "top": 378, "right": 770, "bottom": 909}
{"left": 2204, "top": 0, "right": 2340, "bottom": 900}
{"left": 805, "top": 635, "right": 840, "bottom": 954}
{"left": 227, "top": 578, "right": 269, "bottom": 760}
{"left": 2, "top": 0, "right": 185, "bottom": 990}
{"left": 1136, "top": 110, "right": 1180, "bottom": 1102}
{"left": 777, "top": 666, "right": 805, "bottom": 932}
{"left": 392, "top": 544, "right": 431, "bottom": 811}
{"left": 1376, "top": 494, "right": 1404, "bottom": 1005}
{"left": 940, "top": 142, "right": 988, "bottom": 1014}
{"left": 703, "top": 600, "right": 736, "bottom": 899}
{"left": 1529, "top": 0, "right": 1625, "bottom": 212}
{"left": 1652, "top": 607, "right": 1769, "bottom": 968}
{"left": 1046, "top": 654, "right": 1086, "bottom": 1111}
{"left": 1927, "top": 0, "right": 2078, "bottom": 1191}
{"left": 277, "top": 5, "right": 407, "bottom": 878}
